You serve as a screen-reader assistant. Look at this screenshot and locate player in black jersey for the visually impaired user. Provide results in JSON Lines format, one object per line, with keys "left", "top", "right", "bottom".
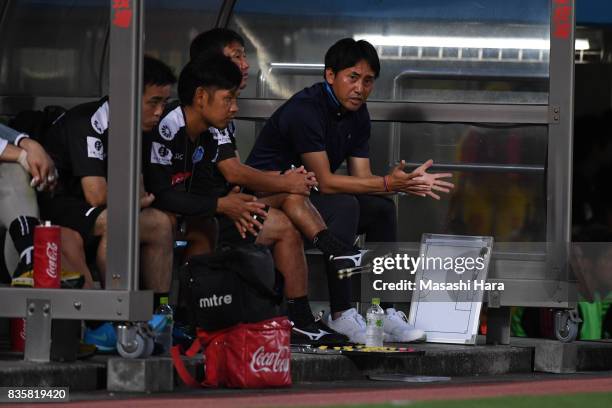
{"left": 144, "top": 54, "right": 360, "bottom": 345}
{"left": 40, "top": 56, "right": 175, "bottom": 300}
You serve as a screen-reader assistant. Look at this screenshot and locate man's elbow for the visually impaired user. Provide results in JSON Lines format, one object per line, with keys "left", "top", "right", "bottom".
{"left": 225, "top": 165, "right": 253, "bottom": 186}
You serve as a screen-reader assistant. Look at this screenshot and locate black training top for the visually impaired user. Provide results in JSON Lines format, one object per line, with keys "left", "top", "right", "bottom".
{"left": 43, "top": 97, "right": 109, "bottom": 200}
{"left": 143, "top": 105, "right": 237, "bottom": 217}
{"left": 245, "top": 82, "right": 370, "bottom": 172}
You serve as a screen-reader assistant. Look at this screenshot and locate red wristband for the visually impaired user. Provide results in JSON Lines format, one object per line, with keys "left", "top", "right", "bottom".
{"left": 383, "top": 175, "right": 390, "bottom": 192}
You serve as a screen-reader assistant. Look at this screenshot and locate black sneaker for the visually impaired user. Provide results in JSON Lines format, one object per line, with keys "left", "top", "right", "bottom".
{"left": 291, "top": 317, "right": 350, "bottom": 346}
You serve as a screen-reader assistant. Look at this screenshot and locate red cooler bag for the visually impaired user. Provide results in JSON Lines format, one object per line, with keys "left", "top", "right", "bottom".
{"left": 172, "top": 317, "right": 291, "bottom": 388}
{"left": 225, "top": 317, "right": 292, "bottom": 388}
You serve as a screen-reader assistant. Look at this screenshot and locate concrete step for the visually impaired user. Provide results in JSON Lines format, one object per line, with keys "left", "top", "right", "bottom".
{"left": 0, "top": 352, "right": 106, "bottom": 391}
{"left": 2, "top": 338, "right": 612, "bottom": 393}
{"left": 292, "top": 343, "right": 532, "bottom": 382}
{"left": 511, "top": 337, "right": 612, "bottom": 373}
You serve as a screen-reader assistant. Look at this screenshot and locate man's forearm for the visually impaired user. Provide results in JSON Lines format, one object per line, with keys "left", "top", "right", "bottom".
{"left": 228, "top": 164, "right": 288, "bottom": 193}
{"left": 319, "top": 173, "right": 385, "bottom": 194}
{"left": 0, "top": 123, "right": 28, "bottom": 146}
{"left": 0, "top": 143, "right": 22, "bottom": 163}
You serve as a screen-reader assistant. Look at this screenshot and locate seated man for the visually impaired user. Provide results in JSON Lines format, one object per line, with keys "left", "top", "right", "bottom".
{"left": 0, "top": 123, "right": 56, "bottom": 283}
{"left": 190, "top": 28, "right": 413, "bottom": 269}
{"left": 246, "top": 38, "right": 454, "bottom": 343}
{"left": 189, "top": 29, "right": 437, "bottom": 344}
{"left": 39, "top": 56, "right": 175, "bottom": 307}
{"left": 0, "top": 123, "right": 88, "bottom": 287}
{"left": 144, "top": 54, "right": 361, "bottom": 345}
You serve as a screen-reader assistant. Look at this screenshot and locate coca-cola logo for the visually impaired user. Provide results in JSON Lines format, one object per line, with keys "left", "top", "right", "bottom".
{"left": 46, "top": 242, "right": 58, "bottom": 278}
{"left": 249, "top": 346, "right": 290, "bottom": 373}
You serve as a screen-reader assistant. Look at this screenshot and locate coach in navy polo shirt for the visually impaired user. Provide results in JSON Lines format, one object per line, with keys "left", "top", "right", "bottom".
{"left": 247, "top": 38, "right": 453, "bottom": 340}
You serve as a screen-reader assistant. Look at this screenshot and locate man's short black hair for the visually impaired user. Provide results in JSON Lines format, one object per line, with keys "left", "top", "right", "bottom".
{"left": 178, "top": 54, "right": 242, "bottom": 106}
{"left": 189, "top": 28, "right": 245, "bottom": 60}
{"left": 143, "top": 55, "right": 177, "bottom": 87}
{"left": 324, "top": 38, "right": 380, "bottom": 78}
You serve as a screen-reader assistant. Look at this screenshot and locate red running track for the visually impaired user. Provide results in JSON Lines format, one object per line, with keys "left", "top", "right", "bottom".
{"left": 10, "top": 377, "right": 612, "bottom": 408}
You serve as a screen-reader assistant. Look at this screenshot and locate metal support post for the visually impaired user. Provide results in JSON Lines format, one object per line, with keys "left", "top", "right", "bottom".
{"left": 24, "top": 299, "right": 52, "bottom": 362}
{"left": 486, "top": 306, "right": 512, "bottom": 345}
{"left": 107, "top": 0, "right": 144, "bottom": 291}
{"left": 546, "top": 0, "right": 575, "bottom": 305}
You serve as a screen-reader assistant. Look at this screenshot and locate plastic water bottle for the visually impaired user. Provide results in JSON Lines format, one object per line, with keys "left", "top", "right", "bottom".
{"left": 365, "top": 298, "right": 385, "bottom": 347}
{"left": 155, "top": 297, "right": 174, "bottom": 355}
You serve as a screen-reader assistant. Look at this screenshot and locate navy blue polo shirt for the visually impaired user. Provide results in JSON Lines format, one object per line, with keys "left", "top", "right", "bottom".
{"left": 246, "top": 82, "right": 370, "bottom": 173}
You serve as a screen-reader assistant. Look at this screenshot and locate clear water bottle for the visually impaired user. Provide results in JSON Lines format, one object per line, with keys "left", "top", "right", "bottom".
{"left": 365, "top": 298, "right": 385, "bottom": 347}
{"left": 155, "top": 297, "right": 174, "bottom": 355}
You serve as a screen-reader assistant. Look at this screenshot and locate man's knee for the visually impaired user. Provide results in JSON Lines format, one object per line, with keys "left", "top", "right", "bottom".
{"left": 266, "top": 208, "right": 302, "bottom": 242}
{"left": 284, "top": 193, "right": 307, "bottom": 207}
{"left": 320, "top": 195, "right": 359, "bottom": 241}
{"left": 93, "top": 210, "right": 107, "bottom": 237}
{"left": 140, "top": 208, "right": 173, "bottom": 239}
{"left": 61, "top": 227, "right": 84, "bottom": 251}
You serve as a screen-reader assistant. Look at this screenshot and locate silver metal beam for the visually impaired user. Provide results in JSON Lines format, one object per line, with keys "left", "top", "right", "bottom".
{"left": 546, "top": 0, "right": 575, "bottom": 305}
{"left": 0, "top": 288, "right": 152, "bottom": 321}
{"left": 107, "top": 0, "right": 143, "bottom": 291}
{"left": 215, "top": 0, "right": 237, "bottom": 28}
{"left": 401, "top": 162, "right": 545, "bottom": 174}
{"left": 235, "top": 98, "right": 551, "bottom": 124}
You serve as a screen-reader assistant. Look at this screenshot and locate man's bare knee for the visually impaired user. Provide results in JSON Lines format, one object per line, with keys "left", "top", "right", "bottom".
{"left": 93, "top": 210, "right": 107, "bottom": 237}
{"left": 265, "top": 208, "right": 301, "bottom": 243}
{"left": 140, "top": 208, "right": 173, "bottom": 241}
{"left": 283, "top": 193, "right": 307, "bottom": 207}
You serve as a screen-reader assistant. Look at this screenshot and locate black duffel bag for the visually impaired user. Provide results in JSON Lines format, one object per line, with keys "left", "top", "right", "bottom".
{"left": 179, "top": 244, "right": 281, "bottom": 331}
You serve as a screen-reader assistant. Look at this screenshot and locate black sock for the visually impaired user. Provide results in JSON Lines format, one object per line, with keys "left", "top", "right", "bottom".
{"left": 154, "top": 293, "right": 170, "bottom": 311}
{"left": 287, "top": 296, "right": 314, "bottom": 327}
{"left": 313, "top": 229, "right": 351, "bottom": 257}
{"left": 8, "top": 216, "right": 40, "bottom": 269}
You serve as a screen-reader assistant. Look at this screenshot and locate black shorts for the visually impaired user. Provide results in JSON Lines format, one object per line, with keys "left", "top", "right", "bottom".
{"left": 217, "top": 205, "right": 270, "bottom": 246}
{"left": 38, "top": 194, "right": 104, "bottom": 245}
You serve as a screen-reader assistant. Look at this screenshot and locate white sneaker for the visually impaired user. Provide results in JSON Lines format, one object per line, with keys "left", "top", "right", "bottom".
{"left": 384, "top": 308, "right": 426, "bottom": 343}
{"left": 326, "top": 308, "right": 367, "bottom": 344}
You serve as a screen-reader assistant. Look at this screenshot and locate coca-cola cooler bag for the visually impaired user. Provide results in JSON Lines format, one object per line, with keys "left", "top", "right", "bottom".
{"left": 225, "top": 317, "right": 292, "bottom": 388}
{"left": 179, "top": 244, "right": 281, "bottom": 331}
{"left": 172, "top": 317, "right": 292, "bottom": 388}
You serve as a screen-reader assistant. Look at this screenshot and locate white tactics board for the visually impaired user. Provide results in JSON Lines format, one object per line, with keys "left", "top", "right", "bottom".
{"left": 407, "top": 234, "right": 494, "bottom": 344}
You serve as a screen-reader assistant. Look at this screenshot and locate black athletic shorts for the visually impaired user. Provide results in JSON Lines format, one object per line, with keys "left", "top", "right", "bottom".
{"left": 38, "top": 194, "right": 104, "bottom": 246}
{"left": 217, "top": 205, "right": 270, "bottom": 246}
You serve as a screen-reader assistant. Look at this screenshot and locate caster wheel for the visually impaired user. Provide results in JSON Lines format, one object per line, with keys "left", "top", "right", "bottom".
{"left": 117, "top": 333, "right": 155, "bottom": 359}
{"left": 555, "top": 310, "right": 580, "bottom": 343}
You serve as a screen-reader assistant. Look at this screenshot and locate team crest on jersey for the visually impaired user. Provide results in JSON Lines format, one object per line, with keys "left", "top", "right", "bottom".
{"left": 151, "top": 142, "right": 173, "bottom": 165}
{"left": 90, "top": 101, "right": 109, "bottom": 135}
{"left": 87, "top": 136, "right": 105, "bottom": 160}
{"left": 158, "top": 106, "right": 184, "bottom": 141}
{"left": 192, "top": 146, "right": 204, "bottom": 164}
{"left": 209, "top": 127, "right": 232, "bottom": 145}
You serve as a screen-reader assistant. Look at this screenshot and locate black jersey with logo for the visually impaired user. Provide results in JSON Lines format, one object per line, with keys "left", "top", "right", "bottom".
{"left": 43, "top": 97, "right": 109, "bottom": 200}
{"left": 143, "top": 105, "right": 237, "bottom": 217}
